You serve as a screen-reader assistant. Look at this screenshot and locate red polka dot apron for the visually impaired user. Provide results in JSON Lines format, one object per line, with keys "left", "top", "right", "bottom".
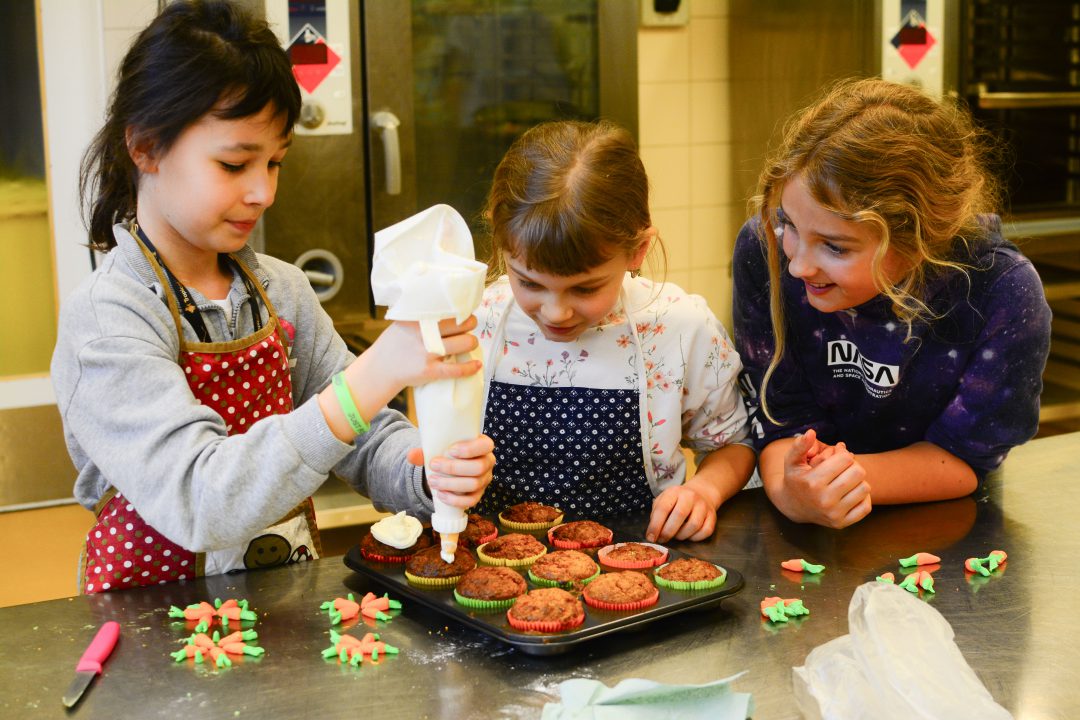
{"left": 81, "top": 231, "right": 321, "bottom": 594}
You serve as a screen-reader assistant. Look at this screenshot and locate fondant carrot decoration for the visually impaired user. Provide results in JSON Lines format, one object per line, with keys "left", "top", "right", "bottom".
{"left": 916, "top": 570, "right": 935, "bottom": 593}
{"left": 987, "top": 550, "right": 1007, "bottom": 570}
{"left": 760, "top": 596, "right": 809, "bottom": 622}
{"left": 322, "top": 629, "right": 399, "bottom": 665}
{"left": 359, "top": 592, "right": 402, "bottom": 621}
{"left": 876, "top": 572, "right": 895, "bottom": 583}
{"left": 321, "top": 594, "right": 362, "bottom": 624}
{"left": 898, "top": 552, "right": 940, "bottom": 568}
{"left": 781, "top": 558, "right": 825, "bottom": 574}
{"left": 965, "top": 557, "right": 989, "bottom": 576}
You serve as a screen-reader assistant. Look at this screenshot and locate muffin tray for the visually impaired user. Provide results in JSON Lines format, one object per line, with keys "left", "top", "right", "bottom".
{"left": 342, "top": 520, "right": 744, "bottom": 656}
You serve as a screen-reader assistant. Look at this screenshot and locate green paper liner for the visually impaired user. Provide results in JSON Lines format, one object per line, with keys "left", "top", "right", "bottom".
{"left": 403, "top": 570, "right": 461, "bottom": 588}
{"left": 498, "top": 511, "right": 564, "bottom": 532}
{"left": 506, "top": 606, "right": 585, "bottom": 633}
{"left": 547, "top": 524, "right": 614, "bottom": 550}
{"left": 453, "top": 589, "right": 519, "bottom": 610}
{"left": 652, "top": 562, "right": 727, "bottom": 591}
{"left": 583, "top": 584, "right": 660, "bottom": 612}
{"left": 528, "top": 565, "right": 601, "bottom": 588}
{"left": 476, "top": 542, "right": 547, "bottom": 568}
{"left": 597, "top": 542, "right": 669, "bottom": 569}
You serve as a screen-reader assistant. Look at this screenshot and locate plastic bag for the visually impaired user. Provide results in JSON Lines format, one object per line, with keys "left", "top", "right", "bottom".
{"left": 793, "top": 582, "right": 1012, "bottom": 719}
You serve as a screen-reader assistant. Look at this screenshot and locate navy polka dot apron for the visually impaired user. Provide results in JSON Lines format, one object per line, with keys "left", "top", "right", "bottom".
{"left": 476, "top": 292, "right": 654, "bottom": 517}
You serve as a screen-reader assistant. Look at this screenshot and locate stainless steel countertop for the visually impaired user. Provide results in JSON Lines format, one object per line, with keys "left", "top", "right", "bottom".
{"left": 2, "top": 432, "right": 1076, "bottom": 719}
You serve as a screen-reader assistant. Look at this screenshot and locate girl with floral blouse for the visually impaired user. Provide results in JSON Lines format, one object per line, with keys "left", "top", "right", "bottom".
{"left": 473, "top": 120, "right": 754, "bottom": 543}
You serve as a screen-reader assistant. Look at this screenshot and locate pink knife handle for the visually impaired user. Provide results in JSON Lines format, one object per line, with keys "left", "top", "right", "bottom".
{"left": 75, "top": 621, "right": 120, "bottom": 674}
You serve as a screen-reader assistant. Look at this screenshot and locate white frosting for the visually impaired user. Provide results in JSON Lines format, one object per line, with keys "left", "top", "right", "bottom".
{"left": 370, "top": 511, "right": 424, "bottom": 550}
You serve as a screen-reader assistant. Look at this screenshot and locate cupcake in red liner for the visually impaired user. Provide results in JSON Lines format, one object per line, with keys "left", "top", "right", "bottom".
{"left": 547, "top": 520, "right": 613, "bottom": 550}
{"left": 653, "top": 557, "right": 727, "bottom": 591}
{"left": 582, "top": 571, "right": 659, "bottom": 611}
{"left": 403, "top": 546, "right": 476, "bottom": 588}
{"left": 359, "top": 528, "right": 432, "bottom": 563}
{"left": 434, "top": 514, "right": 498, "bottom": 549}
{"left": 476, "top": 533, "right": 547, "bottom": 567}
{"left": 453, "top": 566, "right": 528, "bottom": 611}
{"left": 528, "top": 550, "right": 601, "bottom": 589}
{"left": 597, "top": 542, "right": 669, "bottom": 570}
{"left": 498, "top": 502, "right": 564, "bottom": 532}
{"left": 506, "top": 587, "right": 585, "bottom": 633}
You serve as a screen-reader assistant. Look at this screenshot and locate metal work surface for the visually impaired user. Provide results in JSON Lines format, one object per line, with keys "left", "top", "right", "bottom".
{"left": 1, "top": 432, "right": 1075, "bottom": 719}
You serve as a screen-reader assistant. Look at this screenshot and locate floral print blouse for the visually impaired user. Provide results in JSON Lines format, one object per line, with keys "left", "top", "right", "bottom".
{"left": 475, "top": 274, "right": 751, "bottom": 494}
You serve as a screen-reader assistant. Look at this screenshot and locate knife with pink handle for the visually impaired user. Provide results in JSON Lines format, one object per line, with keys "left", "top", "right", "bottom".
{"left": 62, "top": 621, "right": 120, "bottom": 708}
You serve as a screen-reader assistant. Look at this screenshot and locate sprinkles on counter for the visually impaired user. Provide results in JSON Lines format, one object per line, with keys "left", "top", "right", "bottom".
{"left": 898, "top": 552, "right": 941, "bottom": 568}
{"left": 781, "top": 558, "right": 825, "bottom": 574}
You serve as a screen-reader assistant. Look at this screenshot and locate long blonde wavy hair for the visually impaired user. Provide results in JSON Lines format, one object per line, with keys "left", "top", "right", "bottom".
{"left": 752, "top": 77, "right": 1002, "bottom": 424}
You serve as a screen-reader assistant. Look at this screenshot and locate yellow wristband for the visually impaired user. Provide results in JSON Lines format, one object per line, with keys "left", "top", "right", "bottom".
{"left": 331, "top": 371, "right": 370, "bottom": 435}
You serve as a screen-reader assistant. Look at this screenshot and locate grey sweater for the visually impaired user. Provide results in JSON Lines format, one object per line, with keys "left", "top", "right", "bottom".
{"left": 51, "top": 225, "right": 433, "bottom": 552}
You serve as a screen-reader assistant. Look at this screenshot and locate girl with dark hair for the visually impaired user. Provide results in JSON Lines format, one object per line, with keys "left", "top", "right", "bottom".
{"left": 52, "top": 0, "right": 494, "bottom": 593}
{"left": 733, "top": 78, "right": 1051, "bottom": 528}
{"left": 475, "top": 120, "right": 754, "bottom": 543}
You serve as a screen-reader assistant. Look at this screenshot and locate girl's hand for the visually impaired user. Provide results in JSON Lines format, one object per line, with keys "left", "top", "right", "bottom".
{"left": 373, "top": 317, "right": 483, "bottom": 391}
{"left": 646, "top": 484, "right": 719, "bottom": 543}
{"left": 773, "top": 429, "right": 871, "bottom": 528}
{"left": 407, "top": 434, "right": 495, "bottom": 509}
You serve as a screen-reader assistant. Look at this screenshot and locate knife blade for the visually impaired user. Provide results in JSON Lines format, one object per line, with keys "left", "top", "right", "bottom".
{"left": 62, "top": 621, "right": 120, "bottom": 708}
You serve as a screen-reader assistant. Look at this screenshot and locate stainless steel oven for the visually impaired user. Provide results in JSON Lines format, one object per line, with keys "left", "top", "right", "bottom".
{"left": 955, "top": 0, "right": 1080, "bottom": 424}
{"left": 259, "top": 0, "right": 637, "bottom": 337}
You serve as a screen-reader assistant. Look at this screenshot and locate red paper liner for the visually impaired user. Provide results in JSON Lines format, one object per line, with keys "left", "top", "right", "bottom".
{"left": 583, "top": 585, "right": 660, "bottom": 612}
{"left": 360, "top": 547, "right": 411, "bottom": 564}
{"left": 547, "top": 524, "right": 614, "bottom": 550}
{"left": 596, "top": 542, "right": 669, "bottom": 569}
{"left": 471, "top": 528, "right": 499, "bottom": 547}
{"left": 506, "top": 607, "right": 585, "bottom": 633}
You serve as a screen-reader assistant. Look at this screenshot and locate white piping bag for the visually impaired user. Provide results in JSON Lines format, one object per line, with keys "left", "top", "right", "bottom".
{"left": 372, "top": 205, "right": 488, "bottom": 562}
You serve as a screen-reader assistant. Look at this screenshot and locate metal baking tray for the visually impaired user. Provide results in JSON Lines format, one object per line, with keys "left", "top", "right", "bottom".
{"left": 342, "top": 521, "right": 744, "bottom": 656}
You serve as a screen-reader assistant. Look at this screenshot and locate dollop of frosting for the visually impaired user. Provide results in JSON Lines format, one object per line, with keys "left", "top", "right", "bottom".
{"left": 370, "top": 511, "right": 423, "bottom": 549}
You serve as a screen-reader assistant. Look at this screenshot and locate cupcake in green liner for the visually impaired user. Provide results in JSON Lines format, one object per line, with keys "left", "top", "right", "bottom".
{"left": 653, "top": 557, "right": 727, "bottom": 591}
{"left": 403, "top": 546, "right": 476, "bottom": 588}
{"left": 527, "top": 550, "right": 601, "bottom": 588}
{"left": 453, "top": 566, "right": 527, "bottom": 610}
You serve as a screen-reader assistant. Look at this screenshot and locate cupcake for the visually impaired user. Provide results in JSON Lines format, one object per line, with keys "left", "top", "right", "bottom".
{"left": 528, "top": 550, "right": 601, "bottom": 588}
{"left": 359, "top": 527, "right": 432, "bottom": 563}
{"left": 653, "top": 557, "right": 727, "bottom": 591}
{"left": 582, "top": 571, "right": 659, "bottom": 611}
{"left": 498, "top": 502, "right": 564, "bottom": 531}
{"left": 435, "top": 514, "right": 498, "bottom": 549}
{"left": 547, "top": 520, "right": 613, "bottom": 550}
{"left": 453, "top": 566, "right": 528, "bottom": 610}
{"left": 507, "top": 587, "right": 585, "bottom": 633}
{"left": 597, "top": 542, "right": 669, "bottom": 570}
{"left": 404, "top": 546, "right": 476, "bottom": 588}
{"left": 476, "top": 533, "right": 547, "bottom": 567}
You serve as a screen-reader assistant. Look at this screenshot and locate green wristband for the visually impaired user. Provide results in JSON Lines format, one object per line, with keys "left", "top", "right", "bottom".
{"left": 331, "top": 371, "right": 370, "bottom": 435}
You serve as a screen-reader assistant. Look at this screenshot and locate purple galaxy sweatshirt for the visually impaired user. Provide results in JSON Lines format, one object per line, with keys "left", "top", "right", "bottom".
{"left": 732, "top": 216, "right": 1052, "bottom": 476}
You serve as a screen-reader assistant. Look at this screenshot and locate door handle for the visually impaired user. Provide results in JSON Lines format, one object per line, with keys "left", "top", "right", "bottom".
{"left": 371, "top": 110, "right": 402, "bottom": 195}
{"left": 976, "top": 83, "right": 1080, "bottom": 109}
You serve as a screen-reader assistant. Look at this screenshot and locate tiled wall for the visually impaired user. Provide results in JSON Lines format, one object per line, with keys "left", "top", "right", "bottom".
{"left": 638, "top": 0, "right": 740, "bottom": 327}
